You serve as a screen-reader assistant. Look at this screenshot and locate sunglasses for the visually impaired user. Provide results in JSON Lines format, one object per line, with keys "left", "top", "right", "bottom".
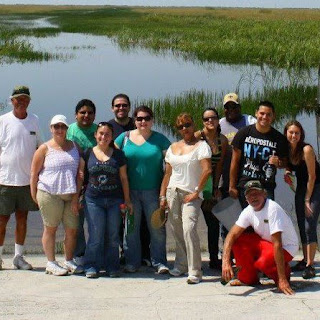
{"left": 53, "top": 124, "right": 67, "bottom": 130}
{"left": 78, "top": 110, "right": 94, "bottom": 115}
{"left": 203, "top": 116, "right": 219, "bottom": 122}
{"left": 224, "top": 104, "right": 240, "bottom": 110}
{"left": 136, "top": 116, "right": 152, "bottom": 122}
{"left": 114, "top": 103, "right": 129, "bottom": 108}
{"left": 176, "top": 122, "right": 192, "bottom": 130}
{"left": 97, "top": 121, "right": 113, "bottom": 128}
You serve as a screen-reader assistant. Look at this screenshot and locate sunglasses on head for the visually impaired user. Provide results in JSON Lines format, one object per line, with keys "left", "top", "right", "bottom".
{"left": 176, "top": 122, "right": 192, "bottom": 130}
{"left": 114, "top": 103, "right": 129, "bottom": 108}
{"left": 53, "top": 124, "right": 67, "bottom": 130}
{"left": 136, "top": 115, "right": 152, "bottom": 122}
{"left": 203, "top": 116, "right": 219, "bottom": 122}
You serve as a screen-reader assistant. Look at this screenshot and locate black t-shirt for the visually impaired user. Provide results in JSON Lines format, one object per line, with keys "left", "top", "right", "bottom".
{"left": 232, "top": 124, "right": 289, "bottom": 189}
{"left": 85, "top": 148, "right": 127, "bottom": 199}
{"left": 108, "top": 118, "right": 135, "bottom": 139}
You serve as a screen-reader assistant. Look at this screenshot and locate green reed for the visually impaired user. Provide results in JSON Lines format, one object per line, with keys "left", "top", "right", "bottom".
{"left": 140, "top": 85, "right": 318, "bottom": 136}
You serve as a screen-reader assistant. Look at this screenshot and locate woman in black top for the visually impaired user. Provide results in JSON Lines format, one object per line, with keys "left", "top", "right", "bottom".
{"left": 195, "top": 108, "right": 228, "bottom": 269}
{"left": 284, "top": 120, "right": 320, "bottom": 279}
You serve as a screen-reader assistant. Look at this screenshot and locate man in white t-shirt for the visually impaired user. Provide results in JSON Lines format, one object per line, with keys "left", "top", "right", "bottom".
{"left": 222, "top": 180, "right": 299, "bottom": 295}
{"left": 0, "top": 86, "right": 41, "bottom": 270}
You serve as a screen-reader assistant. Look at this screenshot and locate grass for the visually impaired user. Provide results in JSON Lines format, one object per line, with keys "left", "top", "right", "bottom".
{"left": 140, "top": 85, "right": 318, "bottom": 136}
{"left": 0, "top": 6, "right": 319, "bottom": 68}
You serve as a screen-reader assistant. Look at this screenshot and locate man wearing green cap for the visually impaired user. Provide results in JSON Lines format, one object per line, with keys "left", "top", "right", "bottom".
{"left": 0, "top": 85, "right": 41, "bottom": 270}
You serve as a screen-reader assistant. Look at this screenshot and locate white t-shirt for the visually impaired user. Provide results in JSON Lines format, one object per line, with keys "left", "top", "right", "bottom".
{"left": 0, "top": 111, "right": 41, "bottom": 186}
{"left": 165, "top": 140, "right": 212, "bottom": 198}
{"left": 236, "top": 199, "right": 299, "bottom": 257}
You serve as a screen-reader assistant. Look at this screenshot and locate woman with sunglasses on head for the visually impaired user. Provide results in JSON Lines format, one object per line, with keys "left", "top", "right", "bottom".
{"left": 284, "top": 120, "right": 320, "bottom": 279}
{"left": 160, "top": 113, "right": 212, "bottom": 284}
{"left": 115, "top": 105, "right": 171, "bottom": 274}
{"left": 194, "top": 108, "right": 228, "bottom": 270}
{"left": 83, "top": 122, "right": 131, "bottom": 278}
{"left": 30, "top": 115, "right": 84, "bottom": 276}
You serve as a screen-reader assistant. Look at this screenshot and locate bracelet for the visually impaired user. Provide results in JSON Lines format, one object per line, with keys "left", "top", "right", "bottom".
{"left": 159, "top": 196, "right": 167, "bottom": 201}
{"left": 305, "top": 198, "right": 310, "bottom": 202}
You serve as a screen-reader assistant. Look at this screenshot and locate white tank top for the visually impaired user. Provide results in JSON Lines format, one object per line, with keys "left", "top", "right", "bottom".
{"left": 38, "top": 142, "right": 80, "bottom": 195}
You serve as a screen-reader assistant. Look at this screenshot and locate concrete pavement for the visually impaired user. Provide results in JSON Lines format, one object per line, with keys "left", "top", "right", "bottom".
{"left": 0, "top": 253, "right": 320, "bottom": 320}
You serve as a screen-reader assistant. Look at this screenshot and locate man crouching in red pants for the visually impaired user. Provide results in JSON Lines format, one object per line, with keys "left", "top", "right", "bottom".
{"left": 222, "top": 180, "right": 299, "bottom": 295}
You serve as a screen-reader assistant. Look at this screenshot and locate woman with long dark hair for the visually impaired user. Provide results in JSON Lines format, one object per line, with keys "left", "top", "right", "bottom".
{"left": 195, "top": 108, "right": 228, "bottom": 269}
{"left": 284, "top": 120, "right": 320, "bottom": 279}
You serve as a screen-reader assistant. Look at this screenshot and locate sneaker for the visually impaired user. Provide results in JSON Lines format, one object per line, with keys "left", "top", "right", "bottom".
{"left": 209, "top": 258, "right": 222, "bottom": 270}
{"left": 109, "top": 270, "right": 121, "bottom": 278}
{"left": 142, "top": 258, "right": 152, "bottom": 267}
{"left": 124, "top": 264, "right": 137, "bottom": 273}
{"left": 64, "top": 260, "right": 84, "bottom": 274}
{"left": 13, "top": 255, "right": 33, "bottom": 270}
{"left": 45, "top": 261, "right": 68, "bottom": 276}
{"left": 86, "top": 267, "right": 99, "bottom": 278}
{"left": 302, "top": 265, "right": 316, "bottom": 279}
{"left": 157, "top": 264, "right": 169, "bottom": 274}
{"left": 292, "top": 259, "right": 307, "bottom": 272}
{"left": 169, "top": 268, "right": 186, "bottom": 277}
{"left": 187, "top": 275, "right": 202, "bottom": 284}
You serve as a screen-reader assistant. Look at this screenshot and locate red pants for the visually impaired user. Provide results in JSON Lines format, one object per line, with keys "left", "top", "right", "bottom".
{"left": 232, "top": 233, "right": 293, "bottom": 285}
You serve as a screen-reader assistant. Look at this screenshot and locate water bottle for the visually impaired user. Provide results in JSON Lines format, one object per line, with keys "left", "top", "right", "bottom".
{"left": 120, "top": 203, "right": 134, "bottom": 235}
{"left": 264, "top": 150, "right": 276, "bottom": 183}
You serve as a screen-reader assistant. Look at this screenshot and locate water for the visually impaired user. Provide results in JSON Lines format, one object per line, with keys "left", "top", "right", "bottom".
{"left": 1, "top": 0, "right": 319, "bottom": 9}
{"left": 2, "top": 18, "right": 319, "bottom": 250}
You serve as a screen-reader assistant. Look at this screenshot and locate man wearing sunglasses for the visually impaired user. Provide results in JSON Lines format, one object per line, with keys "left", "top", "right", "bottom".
{"left": 0, "top": 85, "right": 41, "bottom": 270}
{"left": 108, "top": 93, "right": 135, "bottom": 139}
{"left": 67, "top": 99, "right": 97, "bottom": 265}
{"left": 219, "top": 93, "right": 256, "bottom": 198}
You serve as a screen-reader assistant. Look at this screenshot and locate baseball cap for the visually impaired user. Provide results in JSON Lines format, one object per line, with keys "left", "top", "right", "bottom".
{"left": 223, "top": 93, "right": 239, "bottom": 106}
{"left": 50, "top": 115, "right": 69, "bottom": 127}
{"left": 244, "top": 180, "right": 265, "bottom": 195}
{"left": 10, "top": 85, "right": 31, "bottom": 99}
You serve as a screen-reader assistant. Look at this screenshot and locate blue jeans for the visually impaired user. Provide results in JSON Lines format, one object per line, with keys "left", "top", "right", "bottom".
{"left": 84, "top": 195, "right": 122, "bottom": 272}
{"left": 73, "top": 207, "right": 86, "bottom": 257}
{"left": 124, "top": 189, "right": 167, "bottom": 269}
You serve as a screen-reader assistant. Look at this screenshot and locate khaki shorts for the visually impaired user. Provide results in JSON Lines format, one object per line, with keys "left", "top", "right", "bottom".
{"left": 36, "top": 189, "right": 78, "bottom": 229}
{"left": 0, "top": 185, "right": 39, "bottom": 215}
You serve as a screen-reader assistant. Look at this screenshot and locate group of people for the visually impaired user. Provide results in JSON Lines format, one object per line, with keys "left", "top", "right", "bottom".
{"left": 0, "top": 86, "right": 319, "bottom": 294}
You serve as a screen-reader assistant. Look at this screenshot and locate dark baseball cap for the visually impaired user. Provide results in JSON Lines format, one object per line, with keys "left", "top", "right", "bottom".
{"left": 10, "top": 85, "right": 31, "bottom": 99}
{"left": 244, "top": 180, "right": 265, "bottom": 195}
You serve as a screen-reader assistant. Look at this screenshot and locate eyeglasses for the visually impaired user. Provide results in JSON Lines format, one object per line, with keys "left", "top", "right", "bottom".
{"left": 136, "top": 116, "right": 152, "bottom": 122}
{"left": 176, "top": 122, "right": 192, "bottom": 130}
{"left": 53, "top": 124, "right": 67, "bottom": 130}
{"left": 203, "top": 116, "right": 219, "bottom": 122}
{"left": 114, "top": 103, "right": 129, "bottom": 108}
{"left": 78, "top": 111, "right": 94, "bottom": 115}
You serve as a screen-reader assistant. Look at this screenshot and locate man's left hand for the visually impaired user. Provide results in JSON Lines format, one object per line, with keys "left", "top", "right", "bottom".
{"left": 278, "top": 278, "right": 295, "bottom": 295}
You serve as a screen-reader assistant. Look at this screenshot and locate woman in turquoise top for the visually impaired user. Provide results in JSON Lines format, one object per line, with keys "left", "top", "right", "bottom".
{"left": 115, "top": 105, "right": 170, "bottom": 273}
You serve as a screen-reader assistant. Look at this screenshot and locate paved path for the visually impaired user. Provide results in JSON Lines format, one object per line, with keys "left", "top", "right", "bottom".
{"left": 1, "top": 253, "right": 320, "bottom": 320}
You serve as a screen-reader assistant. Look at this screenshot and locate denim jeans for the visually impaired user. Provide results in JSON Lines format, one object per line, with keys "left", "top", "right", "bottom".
{"left": 84, "top": 195, "right": 122, "bottom": 272}
{"left": 73, "top": 207, "right": 86, "bottom": 257}
{"left": 124, "top": 189, "right": 167, "bottom": 269}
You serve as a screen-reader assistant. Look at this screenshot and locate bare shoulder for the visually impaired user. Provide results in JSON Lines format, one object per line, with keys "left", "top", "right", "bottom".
{"left": 194, "top": 130, "right": 201, "bottom": 139}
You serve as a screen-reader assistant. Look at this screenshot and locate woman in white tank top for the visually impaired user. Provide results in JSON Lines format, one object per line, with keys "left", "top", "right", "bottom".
{"left": 30, "top": 115, "right": 84, "bottom": 276}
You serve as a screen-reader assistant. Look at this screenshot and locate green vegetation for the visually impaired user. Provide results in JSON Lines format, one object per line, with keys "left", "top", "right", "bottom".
{"left": 0, "top": 6, "right": 320, "bottom": 68}
{"left": 141, "top": 85, "right": 318, "bottom": 136}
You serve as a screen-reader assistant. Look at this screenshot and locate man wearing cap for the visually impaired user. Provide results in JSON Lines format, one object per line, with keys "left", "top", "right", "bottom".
{"left": 219, "top": 93, "right": 256, "bottom": 197}
{"left": 67, "top": 99, "right": 97, "bottom": 264}
{"left": 222, "top": 180, "right": 299, "bottom": 295}
{"left": 0, "top": 85, "right": 41, "bottom": 270}
{"left": 229, "top": 100, "right": 288, "bottom": 208}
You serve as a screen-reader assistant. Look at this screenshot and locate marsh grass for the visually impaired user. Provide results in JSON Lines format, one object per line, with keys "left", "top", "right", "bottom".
{"left": 0, "top": 6, "right": 320, "bottom": 68}
{"left": 142, "top": 86, "right": 318, "bottom": 136}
